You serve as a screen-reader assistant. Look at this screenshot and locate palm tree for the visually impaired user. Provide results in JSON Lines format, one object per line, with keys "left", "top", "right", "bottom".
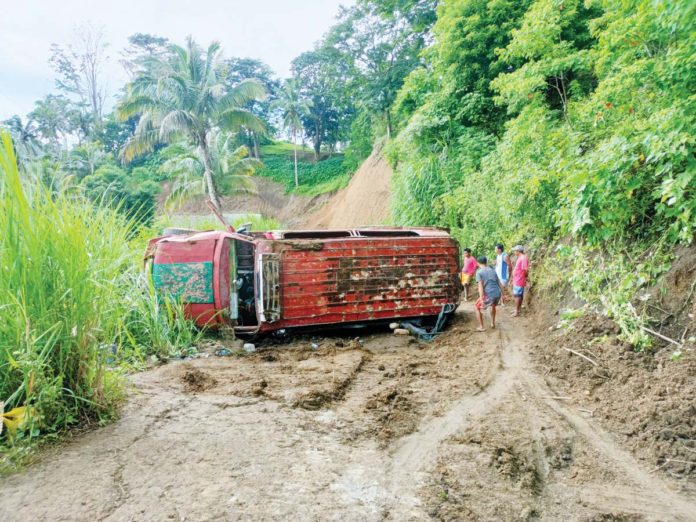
{"left": 274, "top": 79, "right": 311, "bottom": 187}
{"left": 1, "top": 116, "right": 42, "bottom": 165}
{"left": 160, "top": 131, "right": 262, "bottom": 211}
{"left": 117, "top": 37, "right": 266, "bottom": 212}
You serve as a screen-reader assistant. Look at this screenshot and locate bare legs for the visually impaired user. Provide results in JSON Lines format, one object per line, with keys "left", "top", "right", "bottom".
{"left": 475, "top": 305, "right": 497, "bottom": 331}
{"left": 475, "top": 307, "right": 484, "bottom": 331}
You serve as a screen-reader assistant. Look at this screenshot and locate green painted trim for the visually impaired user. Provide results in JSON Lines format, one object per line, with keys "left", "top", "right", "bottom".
{"left": 152, "top": 261, "right": 214, "bottom": 304}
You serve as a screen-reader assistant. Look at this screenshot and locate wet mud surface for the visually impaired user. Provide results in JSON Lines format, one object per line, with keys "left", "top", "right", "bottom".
{"left": 1, "top": 303, "right": 694, "bottom": 521}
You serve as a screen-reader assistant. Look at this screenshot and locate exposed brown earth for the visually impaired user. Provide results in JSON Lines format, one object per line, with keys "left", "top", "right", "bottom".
{"left": 1, "top": 301, "right": 694, "bottom": 521}
{"left": 163, "top": 176, "right": 332, "bottom": 228}
{"left": 304, "top": 146, "right": 393, "bottom": 229}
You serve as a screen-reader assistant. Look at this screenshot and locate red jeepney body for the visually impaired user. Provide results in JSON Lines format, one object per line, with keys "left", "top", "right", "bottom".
{"left": 146, "top": 227, "right": 461, "bottom": 336}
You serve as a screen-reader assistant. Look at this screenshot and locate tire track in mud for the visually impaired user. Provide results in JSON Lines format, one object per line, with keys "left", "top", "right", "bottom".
{"left": 383, "top": 326, "right": 523, "bottom": 519}
{"left": 507, "top": 322, "right": 696, "bottom": 520}
{"left": 377, "top": 315, "right": 696, "bottom": 521}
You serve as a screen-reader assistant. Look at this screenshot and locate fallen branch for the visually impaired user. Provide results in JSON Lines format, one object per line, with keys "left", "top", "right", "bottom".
{"left": 647, "top": 303, "right": 672, "bottom": 316}
{"left": 649, "top": 458, "right": 696, "bottom": 473}
{"left": 540, "top": 395, "right": 572, "bottom": 401}
{"left": 562, "top": 347, "right": 599, "bottom": 366}
{"left": 641, "top": 326, "right": 683, "bottom": 347}
{"left": 577, "top": 408, "right": 594, "bottom": 417}
{"left": 677, "top": 278, "right": 696, "bottom": 316}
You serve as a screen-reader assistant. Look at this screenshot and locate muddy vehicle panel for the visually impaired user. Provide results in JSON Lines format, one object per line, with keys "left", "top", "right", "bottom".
{"left": 146, "top": 227, "right": 461, "bottom": 336}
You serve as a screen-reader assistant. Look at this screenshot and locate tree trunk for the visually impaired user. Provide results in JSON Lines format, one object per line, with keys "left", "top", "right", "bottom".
{"left": 293, "top": 128, "right": 299, "bottom": 188}
{"left": 313, "top": 120, "right": 322, "bottom": 161}
{"left": 253, "top": 132, "right": 260, "bottom": 159}
{"left": 313, "top": 137, "right": 321, "bottom": 162}
{"left": 199, "top": 143, "right": 222, "bottom": 213}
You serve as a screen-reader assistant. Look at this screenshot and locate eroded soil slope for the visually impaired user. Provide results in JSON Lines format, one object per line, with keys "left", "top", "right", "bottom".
{"left": 304, "top": 146, "right": 393, "bottom": 229}
{"left": 164, "top": 176, "right": 332, "bottom": 228}
{"left": 1, "top": 304, "right": 694, "bottom": 521}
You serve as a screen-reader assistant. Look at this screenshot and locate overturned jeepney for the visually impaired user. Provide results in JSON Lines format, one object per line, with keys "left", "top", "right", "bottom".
{"left": 145, "top": 225, "right": 461, "bottom": 337}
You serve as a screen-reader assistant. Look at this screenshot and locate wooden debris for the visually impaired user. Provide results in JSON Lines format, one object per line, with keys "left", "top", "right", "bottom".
{"left": 641, "top": 326, "right": 683, "bottom": 347}
{"left": 562, "top": 347, "right": 599, "bottom": 366}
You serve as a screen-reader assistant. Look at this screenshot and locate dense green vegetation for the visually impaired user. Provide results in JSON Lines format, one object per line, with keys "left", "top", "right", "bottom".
{"left": 384, "top": 0, "right": 694, "bottom": 346}
{"left": 389, "top": 0, "right": 694, "bottom": 249}
{"left": 260, "top": 152, "right": 352, "bottom": 196}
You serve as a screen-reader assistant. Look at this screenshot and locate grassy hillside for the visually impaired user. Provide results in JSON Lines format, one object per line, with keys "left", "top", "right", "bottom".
{"left": 258, "top": 141, "right": 353, "bottom": 197}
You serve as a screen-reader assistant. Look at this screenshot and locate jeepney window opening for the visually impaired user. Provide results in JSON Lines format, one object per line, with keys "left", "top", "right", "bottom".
{"left": 356, "top": 230, "right": 420, "bottom": 237}
{"left": 282, "top": 230, "right": 352, "bottom": 239}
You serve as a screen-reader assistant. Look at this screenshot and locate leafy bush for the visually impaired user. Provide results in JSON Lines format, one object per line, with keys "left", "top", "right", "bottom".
{"left": 554, "top": 241, "right": 674, "bottom": 349}
{"left": 81, "top": 164, "right": 159, "bottom": 226}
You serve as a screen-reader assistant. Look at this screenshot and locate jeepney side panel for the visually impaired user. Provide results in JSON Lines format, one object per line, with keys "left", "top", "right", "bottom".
{"left": 257, "top": 236, "right": 460, "bottom": 331}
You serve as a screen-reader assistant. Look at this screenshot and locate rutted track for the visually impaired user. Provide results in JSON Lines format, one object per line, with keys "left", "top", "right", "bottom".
{"left": 0, "top": 305, "right": 694, "bottom": 521}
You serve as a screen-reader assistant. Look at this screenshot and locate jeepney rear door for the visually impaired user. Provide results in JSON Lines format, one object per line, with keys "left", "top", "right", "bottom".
{"left": 260, "top": 253, "right": 280, "bottom": 323}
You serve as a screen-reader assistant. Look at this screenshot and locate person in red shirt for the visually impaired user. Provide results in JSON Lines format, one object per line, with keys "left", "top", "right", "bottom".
{"left": 511, "top": 245, "right": 529, "bottom": 317}
{"left": 460, "top": 248, "right": 478, "bottom": 301}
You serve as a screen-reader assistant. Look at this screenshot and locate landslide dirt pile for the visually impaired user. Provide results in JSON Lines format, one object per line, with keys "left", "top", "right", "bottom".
{"left": 529, "top": 245, "right": 696, "bottom": 482}
{"left": 304, "top": 146, "right": 393, "bottom": 229}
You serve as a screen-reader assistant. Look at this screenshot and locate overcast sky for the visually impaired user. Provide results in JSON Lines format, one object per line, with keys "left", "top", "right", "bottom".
{"left": 0, "top": 0, "right": 352, "bottom": 120}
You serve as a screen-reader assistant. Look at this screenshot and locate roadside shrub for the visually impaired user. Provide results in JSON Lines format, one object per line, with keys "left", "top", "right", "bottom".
{"left": 0, "top": 132, "right": 134, "bottom": 439}
{"left": 0, "top": 131, "right": 199, "bottom": 456}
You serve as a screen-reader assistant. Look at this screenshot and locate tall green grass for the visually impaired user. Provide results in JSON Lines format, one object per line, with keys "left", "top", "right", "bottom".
{"left": 0, "top": 131, "right": 199, "bottom": 453}
{"left": 0, "top": 131, "right": 134, "bottom": 438}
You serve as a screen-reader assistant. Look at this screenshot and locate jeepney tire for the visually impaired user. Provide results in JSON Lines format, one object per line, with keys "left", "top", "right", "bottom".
{"left": 162, "top": 227, "right": 196, "bottom": 236}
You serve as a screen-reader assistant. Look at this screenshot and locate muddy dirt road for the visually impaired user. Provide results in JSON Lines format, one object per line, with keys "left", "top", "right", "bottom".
{"left": 1, "top": 304, "right": 694, "bottom": 521}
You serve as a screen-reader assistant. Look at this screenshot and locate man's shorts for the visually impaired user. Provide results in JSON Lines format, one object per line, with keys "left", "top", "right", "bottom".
{"left": 513, "top": 286, "right": 525, "bottom": 297}
{"left": 475, "top": 295, "right": 501, "bottom": 310}
{"left": 461, "top": 273, "right": 471, "bottom": 285}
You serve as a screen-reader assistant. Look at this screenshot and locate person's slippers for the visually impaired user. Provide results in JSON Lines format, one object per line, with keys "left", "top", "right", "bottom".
{"left": 475, "top": 327, "right": 485, "bottom": 332}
